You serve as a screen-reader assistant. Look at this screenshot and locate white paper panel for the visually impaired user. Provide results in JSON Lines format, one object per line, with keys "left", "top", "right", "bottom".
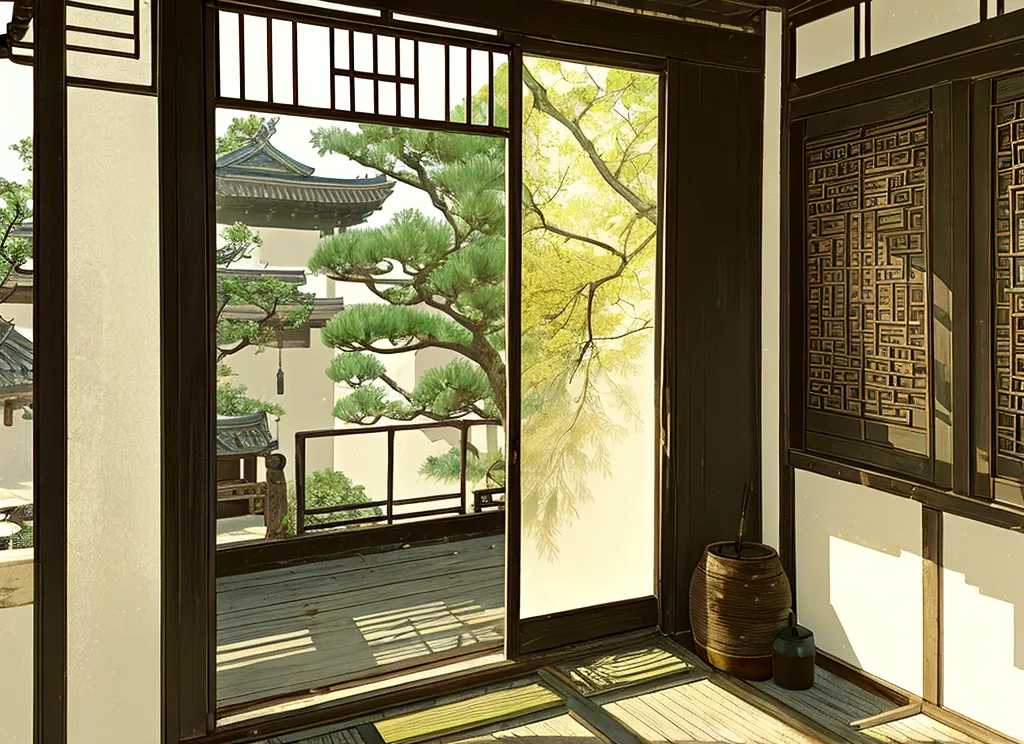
{"left": 1007, "top": 0, "right": 1024, "bottom": 11}
{"left": 66, "top": 87, "right": 161, "bottom": 744}
{"left": 795, "top": 470, "right": 923, "bottom": 696}
{"left": 761, "top": 11, "right": 782, "bottom": 551}
{"left": 871, "top": 0, "right": 976, "bottom": 55}
{"left": 519, "top": 57, "right": 658, "bottom": 618}
{"left": 943, "top": 516, "right": 1024, "bottom": 741}
{"left": 67, "top": 0, "right": 154, "bottom": 88}
{"left": 795, "top": 8, "right": 854, "bottom": 78}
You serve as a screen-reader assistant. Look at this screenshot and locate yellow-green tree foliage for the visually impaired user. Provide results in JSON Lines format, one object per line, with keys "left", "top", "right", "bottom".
{"left": 520, "top": 60, "right": 659, "bottom": 557}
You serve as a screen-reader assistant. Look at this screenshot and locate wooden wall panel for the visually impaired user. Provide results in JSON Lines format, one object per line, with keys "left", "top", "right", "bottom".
{"left": 667, "top": 61, "right": 764, "bottom": 634}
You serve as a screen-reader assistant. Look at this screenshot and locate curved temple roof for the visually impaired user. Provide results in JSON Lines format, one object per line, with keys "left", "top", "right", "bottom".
{"left": 215, "top": 118, "right": 395, "bottom": 232}
{"left": 0, "top": 320, "right": 32, "bottom": 401}
{"left": 216, "top": 412, "right": 278, "bottom": 457}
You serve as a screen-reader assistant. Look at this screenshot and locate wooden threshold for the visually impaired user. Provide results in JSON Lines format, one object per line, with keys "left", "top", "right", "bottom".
{"left": 815, "top": 649, "right": 919, "bottom": 707}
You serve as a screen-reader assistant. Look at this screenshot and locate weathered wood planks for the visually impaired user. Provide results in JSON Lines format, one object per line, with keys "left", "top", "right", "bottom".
{"left": 217, "top": 535, "right": 506, "bottom": 708}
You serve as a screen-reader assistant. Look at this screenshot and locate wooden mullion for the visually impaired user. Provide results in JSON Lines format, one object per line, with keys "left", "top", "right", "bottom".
{"left": 332, "top": 68, "right": 416, "bottom": 86}
{"left": 414, "top": 40, "right": 421, "bottom": 119}
{"left": 291, "top": 19, "right": 299, "bottom": 105}
{"left": 238, "top": 11, "right": 246, "bottom": 99}
{"left": 864, "top": 0, "right": 871, "bottom": 56}
{"left": 922, "top": 507, "right": 943, "bottom": 706}
{"left": 372, "top": 32, "right": 379, "bottom": 115}
{"left": 971, "top": 77, "right": 994, "bottom": 499}
{"left": 445, "top": 43, "right": 451, "bottom": 122}
{"left": 488, "top": 51, "right": 495, "bottom": 126}
{"left": 329, "top": 27, "right": 336, "bottom": 109}
{"left": 951, "top": 79, "right": 972, "bottom": 497}
{"left": 349, "top": 29, "right": 356, "bottom": 111}
{"left": 466, "top": 45, "right": 473, "bottom": 125}
{"left": 267, "top": 15, "right": 274, "bottom": 103}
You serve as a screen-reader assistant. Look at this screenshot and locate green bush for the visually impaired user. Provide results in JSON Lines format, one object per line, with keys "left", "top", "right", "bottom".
{"left": 284, "top": 468, "right": 381, "bottom": 536}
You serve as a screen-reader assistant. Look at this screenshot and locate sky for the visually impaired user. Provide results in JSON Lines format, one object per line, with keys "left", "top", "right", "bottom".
{"left": 0, "top": 6, "right": 33, "bottom": 182}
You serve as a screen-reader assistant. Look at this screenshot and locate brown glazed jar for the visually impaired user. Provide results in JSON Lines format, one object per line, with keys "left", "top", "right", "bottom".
{"left": 689, "top": 541, "right": 793, "bottom": 680}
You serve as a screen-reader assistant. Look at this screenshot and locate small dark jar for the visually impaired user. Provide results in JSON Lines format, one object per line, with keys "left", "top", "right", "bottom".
{"left": 771, "top": 621, "right": 815, "bottom": 690}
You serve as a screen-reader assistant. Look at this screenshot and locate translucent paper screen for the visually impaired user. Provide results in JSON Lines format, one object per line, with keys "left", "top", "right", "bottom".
{"left": 794, "top": 7, "right": 855, "bottom": 78}
{"left": 66, "top": 87, "right": 161, "bottom": 743}
{"left": 0, "top": 9, "right": 35, "bottom": 740}
{"left": 519, "top": 57, "right": 658, "bottom": 618}
{"left": 870, "top": 0, "right": 976, "bottom": 55}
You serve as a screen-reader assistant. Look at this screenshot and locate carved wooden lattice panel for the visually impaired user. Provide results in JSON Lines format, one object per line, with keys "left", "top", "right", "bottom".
{"left": 805, "top": 115, "right": 931, "bottom": 455}
{"left": 994, "top": 98, "right": 1024, "bottom": 464}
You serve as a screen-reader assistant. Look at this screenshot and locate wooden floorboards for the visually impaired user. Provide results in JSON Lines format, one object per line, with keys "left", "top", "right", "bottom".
{"left": 217, "top": 535, "right": 506, "bottom": 708}
{"left": 258, "top": 634, "right": 996, "bottom": 744}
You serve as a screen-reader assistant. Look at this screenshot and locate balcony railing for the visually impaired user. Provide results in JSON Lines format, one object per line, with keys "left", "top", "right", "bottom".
{"left": 294, "top": 419, "right": 504, "bottom": 535}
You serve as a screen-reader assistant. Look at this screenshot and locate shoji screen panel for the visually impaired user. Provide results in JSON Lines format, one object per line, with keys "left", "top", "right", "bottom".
{"left": 518, "top": 56, "right": 660, "bottom": 619}
{"left": 66, "top": 86, "right": 161, "bottom": 744}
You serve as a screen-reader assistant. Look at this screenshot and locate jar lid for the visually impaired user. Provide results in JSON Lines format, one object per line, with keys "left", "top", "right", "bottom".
{"left": 778, "top": 624, "right": 813, "bottom": 641}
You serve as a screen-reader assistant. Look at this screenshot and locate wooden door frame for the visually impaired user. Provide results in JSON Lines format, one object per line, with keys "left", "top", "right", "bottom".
{"left": 161, "top": 2, "right": 767, "bottom": 742}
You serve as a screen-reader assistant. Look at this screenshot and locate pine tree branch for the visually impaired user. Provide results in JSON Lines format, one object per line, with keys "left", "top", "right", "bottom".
{"left": 325, "top": 267, "right": 484, "bottom": 333}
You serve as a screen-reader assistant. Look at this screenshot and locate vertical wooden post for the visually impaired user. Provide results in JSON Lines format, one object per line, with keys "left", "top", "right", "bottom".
{"left": 922, "top": 506, "right": 943, "bottom": 705}
{"left": 295, "top": 433, "right": 306, "bottom": 536}
{"left": 387, "top": 429, "right": 396, "bottom": 524}
{"left": 264, "top": 453, "right": 288, "bottom": 541}
{"left": 460, "top": 423, "right": 469, "bottom": 514}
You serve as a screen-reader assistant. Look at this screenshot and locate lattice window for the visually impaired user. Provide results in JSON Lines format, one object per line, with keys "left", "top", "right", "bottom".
{"left": 216, "top": 6, "right": 511, "bottom": 134}
{"left": 2, "top": 0, "right": 154, "bottom": 87}
{"left": 993, "top": 97, "right": 1024, "bottom": 464}
{"left": 804, "top": 115, "right": 932, "bottom": 459}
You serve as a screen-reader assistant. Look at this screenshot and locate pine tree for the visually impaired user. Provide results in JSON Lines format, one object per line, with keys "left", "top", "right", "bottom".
{"left": 308, "top": 125, "right": 507, "bottom": 432}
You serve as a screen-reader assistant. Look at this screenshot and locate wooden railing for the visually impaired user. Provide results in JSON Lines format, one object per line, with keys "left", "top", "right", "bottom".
{"left": 294, "top": 419, "right": 504, "bottom": 535}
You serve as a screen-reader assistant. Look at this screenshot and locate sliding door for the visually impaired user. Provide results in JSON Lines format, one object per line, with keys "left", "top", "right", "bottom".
{"left": 516, "top": 55, "right": 661, "bottom": 643}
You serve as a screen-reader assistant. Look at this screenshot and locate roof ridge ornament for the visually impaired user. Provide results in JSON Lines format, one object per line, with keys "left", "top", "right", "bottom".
{"left": 253, "top": 117, "right": 281, "bottom": 146}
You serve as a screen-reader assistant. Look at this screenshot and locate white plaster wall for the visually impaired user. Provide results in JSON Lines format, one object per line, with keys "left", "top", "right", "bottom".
{"left": 761, "top": 10, "right": 782, "bottom": 552}
{"left": 0, "top": 605, "right": 32, "bottom": 743}
{"left": 66, "top": 87, "right": 161, "bottom": 744}
{"left": 942, "top": 515, "right": 1024, "bottom": 741}
{"left": 795, "top": 470, "right": 924, "bottom": 696}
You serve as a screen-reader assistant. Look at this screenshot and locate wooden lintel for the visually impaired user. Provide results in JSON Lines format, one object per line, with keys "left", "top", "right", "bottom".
{"left": 850, "top": 702, "right": 924, "bottom": 731}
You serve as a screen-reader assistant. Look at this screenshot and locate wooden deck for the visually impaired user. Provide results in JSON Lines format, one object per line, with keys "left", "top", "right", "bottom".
{"left": 217, "top": 535, "right": 505, "bottom": 709}
{"left": 256, "top": 636, "right": 995, "bottom": 744}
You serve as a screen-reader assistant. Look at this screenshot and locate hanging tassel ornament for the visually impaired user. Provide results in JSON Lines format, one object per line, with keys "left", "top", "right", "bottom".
{"left": 277, "top": 345, "right": 285, "bottom": 395}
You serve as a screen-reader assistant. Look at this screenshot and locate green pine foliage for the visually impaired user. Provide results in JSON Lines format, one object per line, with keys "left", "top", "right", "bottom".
{"left": 419, "top": 446, "right": 505, "bottom": 488}
{"left": 214, "top": 222, "right": 315, "bottom": 364}
{"left": 308, "top": 123, "right": 507, "bottom": 428}
{"left": 216, "top": 364, "right": 285, "bottom": 418}
{"left": 215, "top": 115, "right": 265, "bottom": 154}
{"left": 1, "top": 137, "right": 32, "bottom": 301}
{"left": 0, "top": 138, "right": 33, "bottom": 423}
